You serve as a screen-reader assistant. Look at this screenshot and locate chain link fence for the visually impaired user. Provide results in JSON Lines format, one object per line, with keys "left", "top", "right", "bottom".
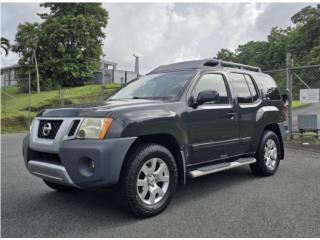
{"left": 265, "top": 63, "right": 320, "bottom": 141}
{"left": 265, "top": 65, "right": 320, "bottom": 100}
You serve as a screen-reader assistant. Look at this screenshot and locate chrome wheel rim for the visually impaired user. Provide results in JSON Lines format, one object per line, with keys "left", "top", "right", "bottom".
{"left": 264, "top": 139, "right": 277, "bottom": 170}
{"left": 137, "top": 158, "right": 170, "bottom": 205}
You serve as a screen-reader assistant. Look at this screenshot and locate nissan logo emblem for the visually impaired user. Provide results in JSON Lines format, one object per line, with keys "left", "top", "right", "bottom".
{"left": 42, "top": 122, "right": 52, "bottom": 136}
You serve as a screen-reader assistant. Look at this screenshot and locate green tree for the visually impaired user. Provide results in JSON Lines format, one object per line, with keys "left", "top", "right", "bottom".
{"left": 12, "top": 23, "right": 41, "bottom": 92}
{"left": 215, "top": 5, "right": 320, "bottom": 69}
{"left": 1, "top": 37, "right": 10, "bottom": 56}
{"left": 214, "top": 5, "right": 320, "bottom": 97}
{"left": 38, "top": 3, "right": 108, "bottom": 87}
{"left": 288, "top": 6, "right": 320, "bottom": 65}
{"left": 13, "top": 3, "right": 108, "bottom": 91}
{"left": 236, "top": 41, "right": 270, "bottom": 69}
{"left": 216, "top": 48, "right": 235, "bottom": 61}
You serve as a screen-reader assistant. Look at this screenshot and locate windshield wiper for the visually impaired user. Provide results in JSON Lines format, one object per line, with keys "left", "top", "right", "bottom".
{"left": 107, "top": 97, "right": 147, "bottom": 101}
{"left": 132, "top": 96, "right": 146, "bottom": 99}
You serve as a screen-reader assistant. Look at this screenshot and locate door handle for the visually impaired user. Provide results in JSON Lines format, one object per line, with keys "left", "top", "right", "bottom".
{"left": 227, "top": 111, "right": 237, "bottom": 119}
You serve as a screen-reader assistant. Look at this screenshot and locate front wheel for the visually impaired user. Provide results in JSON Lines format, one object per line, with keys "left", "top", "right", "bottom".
{"left": 250, "top": 130, "right": 281, "bottom": 176}
{"left": 120, "top": 143, "right": 178, "bottom": 218}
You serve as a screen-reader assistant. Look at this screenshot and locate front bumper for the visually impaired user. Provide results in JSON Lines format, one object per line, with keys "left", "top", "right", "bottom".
{"left": 23, "top": 134, "right": 136, "bottom": 188}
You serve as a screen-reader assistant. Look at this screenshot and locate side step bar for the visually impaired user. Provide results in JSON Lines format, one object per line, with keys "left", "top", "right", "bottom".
{"left": 187, "top": 157, "right": 256, "bottom": 178}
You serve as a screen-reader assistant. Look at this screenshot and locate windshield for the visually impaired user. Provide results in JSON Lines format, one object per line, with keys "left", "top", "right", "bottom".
{"left": 109, "top": 71, "right": 196, "bottom": 101}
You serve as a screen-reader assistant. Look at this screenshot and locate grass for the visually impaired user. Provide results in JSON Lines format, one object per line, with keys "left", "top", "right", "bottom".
{"left": 1, "top": 83, "right": 119, "bottom": 133}
{"left": 292, "top": 100, "right": 307, "bottom": 109}
{"left": 290, "top": 132, "right": 320, "bottom": 145}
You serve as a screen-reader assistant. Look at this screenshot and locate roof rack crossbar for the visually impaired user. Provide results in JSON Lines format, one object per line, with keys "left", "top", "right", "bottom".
{"left": 212, "top": 59, "right": 261, "bottom": 72}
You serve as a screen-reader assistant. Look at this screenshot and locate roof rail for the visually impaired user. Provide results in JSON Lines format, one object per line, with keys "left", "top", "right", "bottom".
{"left": 211, "top": 59, "right": 262, "bottom": 72}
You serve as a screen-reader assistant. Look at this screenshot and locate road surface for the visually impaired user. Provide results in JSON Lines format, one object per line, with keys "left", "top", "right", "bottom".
{"left": 1, "top": 133, "right": 320, "bottom": 237}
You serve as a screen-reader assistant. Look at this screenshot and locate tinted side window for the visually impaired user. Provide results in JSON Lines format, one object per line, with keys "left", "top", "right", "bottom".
{"left": 194, "top": 74, "right": 230, "bottom": 104}
{"left": 244, "top": 75, "right": 259, "bottom": 102}
{"left": 255, "top": 75, "right": 281, "bottom": 100}
{"left": 230, "top": 73, "right": 252, "bottom": 103}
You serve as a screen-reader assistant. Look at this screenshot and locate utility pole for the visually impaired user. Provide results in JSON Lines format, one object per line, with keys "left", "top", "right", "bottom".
{"left": 28, "top": 71, "right": 31, "bottom": 126}
{"left": 102, "top": 54, "right": 106, "bottom": 84}
{"left": 286, "top": 53, "right": 293, "bottom": 140}
{"left": 133, "top": 54, "right": 140, "bottom": 77}
{"left": 3, "top": 78, "right": 6, "bottom": 113}
{"left": 33, "top": 50, "right": 40, "bottom": 93}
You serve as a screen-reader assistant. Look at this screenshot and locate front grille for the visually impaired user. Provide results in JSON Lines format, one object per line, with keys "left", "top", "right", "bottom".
{"left": 68, "top": 120, "right": 80, "bottom": 136}
{"left": 38, "top": 120, "right": 63, "bottom": 139}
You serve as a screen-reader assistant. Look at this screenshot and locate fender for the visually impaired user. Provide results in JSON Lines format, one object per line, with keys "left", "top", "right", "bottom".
{"left": 118, "top": 109, "right": 188, "bottom": 148}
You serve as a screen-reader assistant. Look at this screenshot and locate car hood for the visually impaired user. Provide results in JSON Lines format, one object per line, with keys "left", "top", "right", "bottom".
{"left": 37, "top": 99, "right": 167, "bottom": 118}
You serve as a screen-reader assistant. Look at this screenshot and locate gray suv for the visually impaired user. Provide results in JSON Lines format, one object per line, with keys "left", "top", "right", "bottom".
{"left": 23, "top": 59, "right": 285, "bottom": 217}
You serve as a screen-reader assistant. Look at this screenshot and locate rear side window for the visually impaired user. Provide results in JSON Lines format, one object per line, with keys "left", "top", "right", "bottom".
{"left": 255, "top": 75, "right": 281, "bottom": 100}
{"left": 229, "top": 73, "right": 252, "bottom": 103}
{"left": 244, "top": 75, "right": 259, "bottom": 102}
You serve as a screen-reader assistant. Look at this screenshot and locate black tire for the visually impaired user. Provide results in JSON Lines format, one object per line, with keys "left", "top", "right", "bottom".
{"left": 250, "top": 130, "right": 281, "bottom": 176}
{"left": 43, "top": 180, "right": 78, "bottom": 192}
{"left": 120, "top": 143, "right": 178, "bottom": 218}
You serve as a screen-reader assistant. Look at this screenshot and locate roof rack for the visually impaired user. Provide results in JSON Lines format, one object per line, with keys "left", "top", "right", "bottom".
{"left": 148, "top": 59, "right": 262, "bottom": 74}
{"left": 209, "top": 59, "right": 262, "bottom": 72}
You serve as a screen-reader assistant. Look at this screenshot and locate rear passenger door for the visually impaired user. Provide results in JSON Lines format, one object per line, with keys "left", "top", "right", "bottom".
{"left": 229, "top": 72, "right": 261, "bottom": 154}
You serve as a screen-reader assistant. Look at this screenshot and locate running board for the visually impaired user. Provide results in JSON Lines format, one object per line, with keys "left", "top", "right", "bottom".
{"left": 187, "top": 157, "right": 256, "bottom": 178}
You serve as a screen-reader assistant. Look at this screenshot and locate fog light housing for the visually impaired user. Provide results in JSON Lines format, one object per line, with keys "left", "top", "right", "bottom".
{"left": 78, "top": 156, "right": 95, "bottom": 177}
{"left": 89, "top": 160, "right": 95, "bottom": 170}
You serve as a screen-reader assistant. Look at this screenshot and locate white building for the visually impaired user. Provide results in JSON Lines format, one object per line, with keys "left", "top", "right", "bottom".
{"left": 1, "top": 60, "right": 138, "bottom": 87}
{"left": 1, "top": 64, "right": 20, "bottom": 87}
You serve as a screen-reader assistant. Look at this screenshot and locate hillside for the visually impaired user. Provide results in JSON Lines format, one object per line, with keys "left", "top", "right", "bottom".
{"left": 1, "top": 83, "right": 119, "bottom": 133}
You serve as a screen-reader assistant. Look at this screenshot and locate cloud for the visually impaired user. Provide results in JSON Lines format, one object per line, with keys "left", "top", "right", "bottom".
{"left": 1, "top": 2, "right": 315, "bottom": 73}
{"left": 102, "top": 3, "right": 272, "bottom": 73}
{"left": 1, "top": 3, "right": 45, "bottom": 66}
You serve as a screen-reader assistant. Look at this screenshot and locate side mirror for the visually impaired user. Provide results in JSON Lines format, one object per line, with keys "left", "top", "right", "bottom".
{"left": 196, "top": 90, "right": 219, "bottom": 105}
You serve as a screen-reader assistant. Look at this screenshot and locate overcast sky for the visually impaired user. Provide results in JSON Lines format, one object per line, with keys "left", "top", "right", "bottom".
{"left": 0, "top": 2, "right": 316, "bottom": 73}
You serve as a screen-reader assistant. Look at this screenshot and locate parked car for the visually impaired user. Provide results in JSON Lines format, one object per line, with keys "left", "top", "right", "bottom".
{"left": 23, "top": 59, "right": 285, "bottom": 217}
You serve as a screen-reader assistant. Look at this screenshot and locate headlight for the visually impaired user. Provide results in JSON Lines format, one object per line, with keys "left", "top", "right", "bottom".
{"left": 29, "top": 119, "right": 35, "bottom": 133}
{"left": 76, "top": 118, "right": 113, "bottom": 140}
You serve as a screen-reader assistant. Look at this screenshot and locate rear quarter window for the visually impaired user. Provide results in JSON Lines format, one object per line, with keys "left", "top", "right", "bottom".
{"left": 254, "top": 74, "right": 281, "bottom": 100}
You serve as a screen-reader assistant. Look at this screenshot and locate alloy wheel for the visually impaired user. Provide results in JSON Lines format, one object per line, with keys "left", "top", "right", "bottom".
{"left": 136, "top": 158, "right": 170, "bottom": 205}
{"left": 264, "top": 139, "right": 278, "bottom": 170}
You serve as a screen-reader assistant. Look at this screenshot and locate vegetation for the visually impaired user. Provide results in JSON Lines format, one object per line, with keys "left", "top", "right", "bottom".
{"left": 1, "top": 83, "right": 119, "bottom": 133}
{"left": 292, "top": 100, "right": 306, "bottom": 108}
{"left": 290, "top": 133, "right": 320, "bottom": 145}
{"left": 12, "top": 3, "right": 109, "bottom": 92}
{"left": 216, "top": 5, "right": 320, "bottom": 97}
{"left": 1, "top": 37, "right": 10, "bottom": 56}
{"left": 12, "top": 23, "right": 41, "bottom": 92}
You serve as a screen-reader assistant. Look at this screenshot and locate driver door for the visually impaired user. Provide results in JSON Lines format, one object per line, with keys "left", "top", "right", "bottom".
{"left": 187, "top": 73, "right": 239, "bottom": 165}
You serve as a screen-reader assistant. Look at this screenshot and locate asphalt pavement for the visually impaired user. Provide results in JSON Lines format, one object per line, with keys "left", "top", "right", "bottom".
{"left": 1, "top": 133, "right": 320, "bottom": 237}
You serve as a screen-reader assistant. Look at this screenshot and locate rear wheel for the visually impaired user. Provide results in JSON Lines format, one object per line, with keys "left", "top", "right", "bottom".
{"left": 120, "top": 143, "right": 178, "bottom": 218}
{"left": 250, "top": 130, "right": 281, "bottom": 176}
{"left": 43, "top": 180, "right": 78, "bottom": 192}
